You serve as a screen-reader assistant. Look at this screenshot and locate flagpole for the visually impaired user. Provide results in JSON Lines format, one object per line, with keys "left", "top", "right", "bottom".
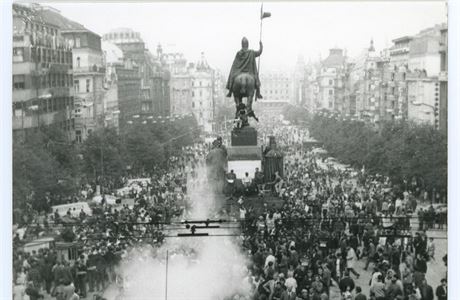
{"left": 257, "top": 3, "right": 263, "bottom": 77}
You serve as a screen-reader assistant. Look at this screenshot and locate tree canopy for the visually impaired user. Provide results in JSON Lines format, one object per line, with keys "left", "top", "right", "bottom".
{"left": 308, "top": 114, "right": 447, "bottom": 192}
{"left": 13, "top": 115, "right": 200, "bottom": 211}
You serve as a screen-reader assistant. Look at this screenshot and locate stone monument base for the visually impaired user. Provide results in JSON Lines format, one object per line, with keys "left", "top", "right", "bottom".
{"left": 231, "top": 126, "right": 257, "bottom": 146}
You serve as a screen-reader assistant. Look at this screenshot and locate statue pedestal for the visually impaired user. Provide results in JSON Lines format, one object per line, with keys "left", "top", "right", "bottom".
{"left": 227, "top": 126, "right": 261, "bottom": 179}
{"left": 231, "top": 126, "right": 257, "bottom": 146}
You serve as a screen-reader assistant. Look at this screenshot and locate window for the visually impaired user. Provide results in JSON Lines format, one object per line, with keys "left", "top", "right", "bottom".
{"left": 74, "top": 80, "right": 80, "bottom": 93}
{"left": 329, "top": 80, "right": 333, "bottom": 86}
{"left": 13, "top": 47, "right": 24, "bottom": 62}
{"left": 76, "top": 130, "right": 82, "bottom": 143}
{"left": 328, "top": 89, "right": 333, "bottom": 95}
{"left": 86, "top": 79, "right": 91, "bottom": 92}
{"left": 77, "top": 57, "right": 81, "bottom": 68}
{"left": 75, "top": 38, "right": 81, "bottom": 48}
{"left": 13, "top": 75, "right": 26, "bottom": 89}
{"left": 192, "top": 102, "right": 195, "bottom": 108}
{"left": 192, "top": 91, "right": 195, "bottom": 97}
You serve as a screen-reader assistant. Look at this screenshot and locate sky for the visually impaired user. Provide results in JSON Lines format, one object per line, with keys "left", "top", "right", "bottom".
{"left": 39, "top": 1, "right": 447, "bottom": 74}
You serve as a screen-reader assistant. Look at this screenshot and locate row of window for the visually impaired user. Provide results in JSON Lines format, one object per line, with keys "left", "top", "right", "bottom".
{"left": 24, "top": 21, "right": 58, "bottom": 36}
{"left": 191, "top": 101, "right": 212, "bottom": 108}
{"left": 263, "top": 90, "right": 290, "bottom": 95}
{"left": 104, "top": 31, "right": 140, "bottom": 40}
{"left": 13, "top": 47, "right": 72, "bottom": 65}
{"left": 264, "top": 84, "right": 290, "bottom": 88}
{"left": 12, "top": 73, "right": 74, "bottom": 90}
{"left": 192, "top": 81, "right": 212, "bottom": 87}
{"left": 58, "top": 119, "right": 75, "bottom": 133}
{"left": 13, "top": 96, "right": 74, "bottom": 116}
{"left": 33, "top": 47, "right": 72, "bottom": 65}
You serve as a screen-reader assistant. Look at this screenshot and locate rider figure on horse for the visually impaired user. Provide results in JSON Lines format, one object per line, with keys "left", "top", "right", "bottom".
{"left": 226, "top": 37, "right": 263, "bottom": 100}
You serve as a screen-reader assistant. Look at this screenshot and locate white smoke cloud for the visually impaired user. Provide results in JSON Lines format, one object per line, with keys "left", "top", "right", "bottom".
{"left": 106, "top": 164, "right": 252, "bottom": 300}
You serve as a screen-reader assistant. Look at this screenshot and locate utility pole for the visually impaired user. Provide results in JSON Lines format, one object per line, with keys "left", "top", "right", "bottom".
{"left": 165, "top": 250, "right": 169, "bottom": 300}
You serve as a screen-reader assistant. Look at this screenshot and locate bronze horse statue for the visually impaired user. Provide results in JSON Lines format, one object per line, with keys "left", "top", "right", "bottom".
{"left": 231, "top": 73, "right": 259, "bottom": 123}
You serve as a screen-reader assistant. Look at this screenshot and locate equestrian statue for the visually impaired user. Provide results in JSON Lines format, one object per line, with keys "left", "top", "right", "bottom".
{"left": 226, "top": 37, "right": 263, "bottom": 125}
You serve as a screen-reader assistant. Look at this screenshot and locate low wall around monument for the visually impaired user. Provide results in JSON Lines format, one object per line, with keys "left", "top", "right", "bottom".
{"left": 227, "top": 160, "right": 261, "bottom": 179}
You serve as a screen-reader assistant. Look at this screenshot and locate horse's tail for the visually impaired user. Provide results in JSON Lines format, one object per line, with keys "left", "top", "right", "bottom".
{"left": 240, "top": 75, "right": 248, "bottom": 95}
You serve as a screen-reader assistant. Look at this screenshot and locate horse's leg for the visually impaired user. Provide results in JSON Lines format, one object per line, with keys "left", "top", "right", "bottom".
{"left": 247, "top": 91, "right": 259, "bottom": 122}
{"left": 234, "top": 95, "right": 240, "bottom": 118}
{"left": 247, "top": 92, "right": 253, "bottom": 113}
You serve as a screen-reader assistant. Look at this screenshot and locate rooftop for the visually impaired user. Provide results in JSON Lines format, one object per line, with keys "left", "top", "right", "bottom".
{"left": 322, "top": 48, "right": 345, "bottom": 67}
{"left": 14, "top": 3, "right": 99, "bottom": 36}
{"left": 392, "top": 36, "right": 413, "bottom": 44}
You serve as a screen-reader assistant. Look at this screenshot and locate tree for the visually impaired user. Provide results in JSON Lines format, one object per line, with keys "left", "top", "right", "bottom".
{"left": 307, "top": 115, "right": 447, "bottom": 192}
{"left": 282, "top": 104, "right": 310, "bottom": 125}
{"left": 81, "top": 128, "right": 126, "bottom": 183}
{"left": 13, "top": 128, "right": 77, "bottom": 211}
{"left": 123, "top": 123, "right": 165, "bottom": 173}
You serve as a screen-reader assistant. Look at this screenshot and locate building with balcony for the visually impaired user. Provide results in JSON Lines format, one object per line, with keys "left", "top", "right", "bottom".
{"left": 404, "top": 24, "right": 447, "bottom": 132}
{"left": 389, "top": 36, "right": 412, "bottom": 69}
{"left": 12, "top": 3, "right": 75, "bottom": 139}
{"left": 317, "top": 48, "right": 347, "bottom": 112}
{"left": 54, "top": 25, "right": 105, "bottom": 141}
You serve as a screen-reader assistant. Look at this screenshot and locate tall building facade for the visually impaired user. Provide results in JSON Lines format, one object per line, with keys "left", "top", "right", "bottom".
{"left": 317, "top": 48, "right": 347, "bottom": 112}
{"left": 292, "top": 55, "right": 306, "bottom": 106}
{"left": 163, "top": 52, "right": 192, "bottom": 117}
{"left": 12, "top": 4, "right": 75, "bottom": 139}
{"left": 259, "top": 72, "right": 293, "bottom": 103}
{"left": 102, "top": 41, "right": 140, "bottom": 128}
{"left": 60, "top": 26, "right": 105, "bottom": 141}
{"left": 406, "top": 24, "right": 447, "bottom": 131}
{"left": 102, "top": 28, "right": 170, "bottom": 121}
{"left": 190, "top": 53, "right": 215, "bottom": 133}
{"left": 310, "top": 23, "right": 447, "bottom": 132}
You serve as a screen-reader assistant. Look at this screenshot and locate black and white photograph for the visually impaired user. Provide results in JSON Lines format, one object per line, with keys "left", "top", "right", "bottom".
{"left": 1, "top": 0, "right": 458, "bottom": 299}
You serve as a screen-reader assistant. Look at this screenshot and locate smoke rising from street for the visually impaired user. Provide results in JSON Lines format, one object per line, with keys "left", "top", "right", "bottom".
{"left": 107, "top": 164, "right": 250, "bottom": 299}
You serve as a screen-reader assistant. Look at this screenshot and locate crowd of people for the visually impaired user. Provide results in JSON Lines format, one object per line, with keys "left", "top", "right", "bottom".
{"left": 236, "top": 125, "right": 447, "bottom": 300}
{"left": 12, "top": 122, "right": 447, "bottom": 300}
{"left": 12, "top": 144, "right": 210, "bottom": 300}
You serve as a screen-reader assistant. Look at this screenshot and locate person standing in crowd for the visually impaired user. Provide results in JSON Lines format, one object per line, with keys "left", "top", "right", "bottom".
{"left": 420, "top": 278, "right": 434, "bottom": 300}
{"left": 370, "top": 274, "right": 386, "bottom": 300}
{"left": 338, "top": 270, "right": 355, "bottom": 294}
{"left": 427, "top": 238, "right": 436, "bottom": 261}
{"left": 385, "top": 275, "right": 404, "bottom": 300}
{"left": 435, "top": 279, "right": 447, "bottom": 300}
{"left": 354, "top": 286, "right": 367, "bottom": 300}
{"left": 25, "top": 281, "right": 43, "bottom": 300}
{"left": 346, "top": 246, "right": 360, "bottom": 279}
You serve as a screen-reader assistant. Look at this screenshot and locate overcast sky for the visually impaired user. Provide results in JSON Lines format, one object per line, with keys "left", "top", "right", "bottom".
{"left": 40, "top": 1, "right": 447, "bottom": 74}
